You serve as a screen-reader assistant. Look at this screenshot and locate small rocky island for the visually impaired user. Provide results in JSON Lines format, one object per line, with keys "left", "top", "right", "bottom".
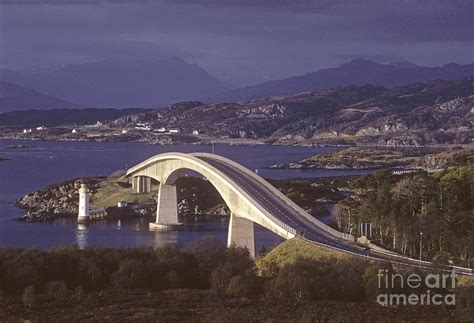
{"left": 16, "top": 176, "right": 127, "bottom": 222}
{"left": 4, "top": 144, "right": 35, "bottom": 149}
{"left": 15, "top": 175, "right": 230, "bottom": 223}
{"left": 269, "top": 146, "right": 473, "bottom": 170}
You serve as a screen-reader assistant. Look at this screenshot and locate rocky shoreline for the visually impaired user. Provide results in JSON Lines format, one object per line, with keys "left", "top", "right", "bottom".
{"left": 14, "top": 175, "right": 347, "bottom": 224}
{"left": 269, "top": 146, "right": 473, "bottom": 170}
{"left": 16, "top": 177, "right": 104, "bottom": 222}
{"left": 4, "top": 125, "right": 472, "bottom": 149}
{"left": 14, "top": 176, "right": 232, "bottom": 223}
{"left": 0, "top": 131, "right": 267, "bottom": 146}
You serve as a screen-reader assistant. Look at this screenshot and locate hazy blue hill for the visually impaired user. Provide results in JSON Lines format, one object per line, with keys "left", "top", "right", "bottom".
{"left": 0, "top": 81, "right": 79, "bottom": 113}
{"left": 0, "top": 108, "right": 151, "bottom": 126}
{"left": 0, "top": 58, "right": 232, "bottom": 108}
{"left": 214, "top": 59, "right": 474, "bottom": 102}
{"left": 387, "top": 60, "right": 419, "bottom": 68}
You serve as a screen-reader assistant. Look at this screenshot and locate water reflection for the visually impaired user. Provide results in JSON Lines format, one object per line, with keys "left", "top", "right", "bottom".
{"left": 64, "top": 216, "right": 283, "bottom": 251}
{"left": 152, "top": 230, "right": 179, "bottom": 248}
{"left": 75, "top": 224, "right": 88, "bottom": 249}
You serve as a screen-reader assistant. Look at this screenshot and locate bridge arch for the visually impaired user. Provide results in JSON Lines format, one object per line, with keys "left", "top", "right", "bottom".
{"left": 126, "top": 152, "right": 298, "bottom": 257}
{"left": 122, "top": 151, "right": 474, "bottom": 275}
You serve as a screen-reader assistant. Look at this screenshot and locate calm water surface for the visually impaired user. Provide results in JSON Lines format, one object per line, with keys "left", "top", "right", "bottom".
{"left": 0, "top": 139, "right": 370, "bottom": 250}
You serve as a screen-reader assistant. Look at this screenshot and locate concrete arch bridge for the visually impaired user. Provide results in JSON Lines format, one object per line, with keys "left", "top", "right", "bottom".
{"left": 125, "top": 152, "right": 473, "bottom": 275}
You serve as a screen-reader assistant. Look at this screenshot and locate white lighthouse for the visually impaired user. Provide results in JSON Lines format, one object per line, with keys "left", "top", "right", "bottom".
{"left": 77, "top": 184, "right": 90, "bottom": 223}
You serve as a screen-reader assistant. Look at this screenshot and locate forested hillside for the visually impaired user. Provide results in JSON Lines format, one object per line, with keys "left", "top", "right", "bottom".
{"left": 336, "top": 156, "right": 473, "bottom": 266}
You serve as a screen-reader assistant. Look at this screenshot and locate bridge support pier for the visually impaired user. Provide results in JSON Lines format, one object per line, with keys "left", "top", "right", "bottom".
{"left": 228, "top": 213, "right": 255, "bottom": 258}
{"left": 149, "top": 184, "right": 182, "bottom": 230}
{"left": 134, "top": 176, "right": 151, "bottom": 193}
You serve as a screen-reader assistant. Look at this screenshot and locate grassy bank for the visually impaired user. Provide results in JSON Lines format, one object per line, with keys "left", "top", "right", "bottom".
{"left": 89, "top": 176, "right": 155, "bottom": 209}
{"left": 256, "top": 238, "right": 352, "bottom": 274}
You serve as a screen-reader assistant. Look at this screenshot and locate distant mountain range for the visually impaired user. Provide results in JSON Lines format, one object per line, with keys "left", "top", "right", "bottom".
{"left": 0, "top": 81, "right": 79, "bottom": 113}
{"left": 0, "top": 57, "right": 232, "bottom": 108}
{"left": 1, "top": 58, "right": 473, "bottom": 110}
{"left": 214, "top": 59, "right": 474, "bottom": 102}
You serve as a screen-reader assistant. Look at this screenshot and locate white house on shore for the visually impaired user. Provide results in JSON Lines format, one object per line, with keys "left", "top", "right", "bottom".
{"left": 135, "top": 125, "right": 151, "bottom": 131}
{"left": 117, "top": 201, "right": 128, "bottom": 208}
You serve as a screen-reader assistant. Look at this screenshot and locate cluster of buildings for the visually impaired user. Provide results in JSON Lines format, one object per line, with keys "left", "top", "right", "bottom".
{"left": 23, "top": 126, "right": 47, "bottom": 134}
{"left": 21, "top": 120, "right": 201, "bottom": 138}
{"left": 134, "top": 122, "right": 152, "bottom": 131}
{"left": 131, "top": 122, "right": 183, "bottom": 135}
{"left": 22, "top": 122, "right": 103, "bottom": 136}
{"left": 84, "top": 121, "right": 103, "bottom": 128}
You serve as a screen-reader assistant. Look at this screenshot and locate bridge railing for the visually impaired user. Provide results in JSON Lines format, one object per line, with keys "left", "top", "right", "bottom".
{"left": 263, "top": 212, "right": 299, "bottom": 238}
{"left": 296, "top": 236, "right": 473, "bottom": 276}
{"left": 296, "top": 211, "right": 355, "bottom": 241}
{"left": 268, "top": 208, "right": 473, "bottom": 276}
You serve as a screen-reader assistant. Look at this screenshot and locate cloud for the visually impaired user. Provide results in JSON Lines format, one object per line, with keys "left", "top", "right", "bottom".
{"left": 65, "top": 39, "right": 191, "bottom": 61}
{"left": 0, "top": 0, "right": 472, "bottom": 85}
{"left": 0, "top": 0, "right": 149, "bottom": 4}
{"left": 2, "top": 0, "right": 472, "bottom": 43}
{"left": 0, "top": 0, "right": 339, "bottom": 8}
{"left": 165, "top": 0, "right": 342, "bottom": 13}
{"left": 163, "top": 0, "right": 473, "bottom": 15}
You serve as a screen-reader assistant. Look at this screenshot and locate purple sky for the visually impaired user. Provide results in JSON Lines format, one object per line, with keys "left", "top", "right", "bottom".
{"left": 0, "top": 0, "right": 473, "bottom": 85}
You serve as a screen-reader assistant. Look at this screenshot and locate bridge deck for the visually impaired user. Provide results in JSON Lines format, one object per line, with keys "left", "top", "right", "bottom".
{"left": 196, "top": 155, "right": 363, "bottom": 253}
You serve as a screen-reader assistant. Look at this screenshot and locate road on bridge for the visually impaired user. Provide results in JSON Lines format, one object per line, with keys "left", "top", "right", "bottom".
{"left": 197, "top": 155, "right": 364, "bottom": 253}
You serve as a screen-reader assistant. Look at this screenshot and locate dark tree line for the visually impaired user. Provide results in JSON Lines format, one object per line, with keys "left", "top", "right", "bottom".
{"left": 0, "top": 239, "right": 369, "bottom": 302}
{"left": 336, "top": 165, "right": 473, "bottom": 266}
{"left": 1, "top": 237, "right": 473, "bottom": 311}
{"left": 0, "top": 237, "right": 229, "bottom": 296}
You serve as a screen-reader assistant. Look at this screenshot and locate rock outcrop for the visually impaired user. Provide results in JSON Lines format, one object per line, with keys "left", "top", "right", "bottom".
{"left": 270, "top": 147, "right": 473, "bottom": 170}
{"left": 16, "top": 177, "right": 104, "bottom": 222}
{"left": 15, "top": 176, "right": 231, "bottom": 223}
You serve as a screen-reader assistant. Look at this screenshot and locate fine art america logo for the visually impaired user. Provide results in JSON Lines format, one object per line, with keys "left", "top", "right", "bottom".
{"left": 377, "top": 269, "right": 456, "bottom": 306}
